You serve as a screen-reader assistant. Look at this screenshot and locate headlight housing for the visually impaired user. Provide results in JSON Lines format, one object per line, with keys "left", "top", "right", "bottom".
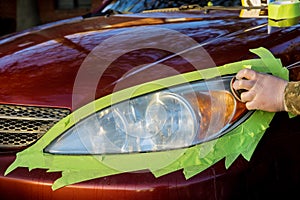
{"left": 45, "top": 76, "right": 249, "bottom": 155}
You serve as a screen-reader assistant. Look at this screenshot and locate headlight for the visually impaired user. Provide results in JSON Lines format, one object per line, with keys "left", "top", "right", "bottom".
{"left": 44, "top": 76, "right": 249, "bottom": 155}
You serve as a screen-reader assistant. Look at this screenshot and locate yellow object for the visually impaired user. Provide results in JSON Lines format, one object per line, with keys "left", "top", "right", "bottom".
{"left": 268, "top": 1, "right": 300, "bottom": 19}
{"left": 207, "top": 1, "right": 213, "bottom": 6}
{"left": 268, "top": 1, "right": 300, "bottom": 27}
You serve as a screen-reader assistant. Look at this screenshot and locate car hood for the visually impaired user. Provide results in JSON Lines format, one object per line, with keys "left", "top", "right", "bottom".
{"left": 0, "top": 10, "right": 299, "bottom": 111}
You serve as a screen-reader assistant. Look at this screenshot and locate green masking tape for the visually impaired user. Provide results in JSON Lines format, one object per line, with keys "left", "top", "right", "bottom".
{"left": 268, "top": 1, "right": 300, "bottom": 20}
{"left": 269, "top": 16, "right": 300, "bottom": 27}
{"left": 4, "top": 47, "right": 289, "bottom": 190}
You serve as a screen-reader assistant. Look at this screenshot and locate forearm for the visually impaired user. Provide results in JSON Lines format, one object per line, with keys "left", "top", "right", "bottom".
{"left": 284, "top": 81, "right": 300, "bottom": 115}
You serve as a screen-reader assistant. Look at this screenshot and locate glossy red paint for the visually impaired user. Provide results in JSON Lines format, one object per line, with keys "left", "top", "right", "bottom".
{"left": 0, "top": 10, "right": 298, "bottom": 110}
{"left": 0, "top": 3, "right": 299, "bottom": 200}
{"left": 0, "top": 153, "right": 251, "bottom": 200}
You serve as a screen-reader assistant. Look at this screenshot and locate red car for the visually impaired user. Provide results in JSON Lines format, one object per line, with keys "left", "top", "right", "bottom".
{"left": 0, "top": 0, "right": 299, "bottom": 199}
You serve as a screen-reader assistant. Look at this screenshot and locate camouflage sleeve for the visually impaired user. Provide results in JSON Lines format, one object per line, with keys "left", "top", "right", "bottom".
{"left": 284, "top": 81, "right": 300, "bottom": 115}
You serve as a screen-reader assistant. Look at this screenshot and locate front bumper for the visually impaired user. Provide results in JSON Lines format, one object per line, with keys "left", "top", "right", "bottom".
{"left": 0, "top": 153, "right": 249, "bottom": 200}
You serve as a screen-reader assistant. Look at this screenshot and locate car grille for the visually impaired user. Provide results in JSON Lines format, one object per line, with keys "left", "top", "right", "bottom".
{"left": 0, "top": 104, "right": 70, "bottom": 149}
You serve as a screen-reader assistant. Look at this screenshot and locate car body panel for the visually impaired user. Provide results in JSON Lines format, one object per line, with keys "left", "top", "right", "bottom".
{"left": 0, "top": 153, "right": 252, "bottom": 200}
{"left": 0, "top": 10, "right": 299, "bottom": 110}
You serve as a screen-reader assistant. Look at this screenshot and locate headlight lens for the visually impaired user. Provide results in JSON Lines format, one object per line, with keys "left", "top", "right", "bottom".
{"left": 45, "top": 76, "right": 249, "bottom": 155}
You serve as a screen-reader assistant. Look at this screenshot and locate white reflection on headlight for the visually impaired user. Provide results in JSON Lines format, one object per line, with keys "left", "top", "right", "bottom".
{"left": 90, "top": 92, "right": 198, "bottom": 153}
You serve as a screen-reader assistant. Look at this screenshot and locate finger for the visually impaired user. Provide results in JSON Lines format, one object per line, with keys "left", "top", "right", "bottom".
{"left": 233, "top": 79, "right": 255, "bottom": 91}
{"left": 240, "top": 90, "right": 255, "bottom": 103}
{"left": 245, "top": 101, "right": 258, "bottom": 110}
{"left": 245, "top": 99, "right": 265, "bottom": 110}
{"left": 236, "top": 68, "right": 258, "bottom": 80}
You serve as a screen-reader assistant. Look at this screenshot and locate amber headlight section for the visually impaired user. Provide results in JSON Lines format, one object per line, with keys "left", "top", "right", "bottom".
{"left": 45, "top": 76, "right": 249, "bottom": 155}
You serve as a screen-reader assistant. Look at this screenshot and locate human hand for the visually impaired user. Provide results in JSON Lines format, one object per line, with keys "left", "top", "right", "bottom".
{"left": 232, "top": 68, "right": 288, "bottom": 112}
